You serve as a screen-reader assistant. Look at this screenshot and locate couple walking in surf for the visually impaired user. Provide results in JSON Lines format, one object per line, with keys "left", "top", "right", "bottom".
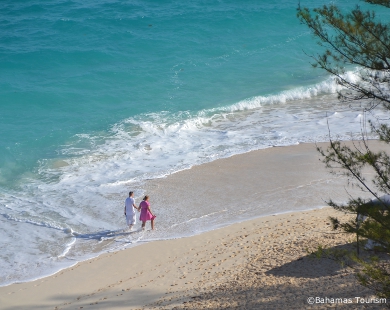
{"left": 124, "top": 191, "right": 156, "bottom": 230}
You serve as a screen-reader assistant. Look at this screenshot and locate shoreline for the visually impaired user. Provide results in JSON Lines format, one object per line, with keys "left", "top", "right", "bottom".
{"left": 0, "top": 139, "right": 383, "bottom": 288}
{"left": 1, "top": 140, "right": 388, "bottom": 309}
{"left": 0, "top": 207, "right": 380, "bottom": 309}
{"left": 0, "top": 204, "right": 329, "bottom": 289}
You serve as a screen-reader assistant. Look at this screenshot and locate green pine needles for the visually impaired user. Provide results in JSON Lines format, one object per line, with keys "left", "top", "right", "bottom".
{"left": 298, "top": 0, "right": 390, "bottom": 303}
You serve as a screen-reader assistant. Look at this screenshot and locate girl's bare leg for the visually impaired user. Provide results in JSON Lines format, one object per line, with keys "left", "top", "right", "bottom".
{"left": 142, "top": 221, "right": 146, "bottom": 230}
{"left": 151, "top": 219, "right": 154, "bottom": 230}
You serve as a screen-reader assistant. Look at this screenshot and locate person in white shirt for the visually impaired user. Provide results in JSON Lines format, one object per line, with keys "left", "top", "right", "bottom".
{"left": 124, "top": 191, "right": 139, "bottom": 230}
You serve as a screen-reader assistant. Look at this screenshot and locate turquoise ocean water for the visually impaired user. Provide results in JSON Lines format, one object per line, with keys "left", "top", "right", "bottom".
{"left": 1, "top": 0, "right": 389, "bottom": 286}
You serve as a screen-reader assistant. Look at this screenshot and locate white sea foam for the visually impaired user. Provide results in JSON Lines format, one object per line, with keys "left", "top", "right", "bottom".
{"left": 221, "top": 70, "right": 359, "bottom": 112}
{"left": 1, "top": 70, "right": 389, "bottom": 286}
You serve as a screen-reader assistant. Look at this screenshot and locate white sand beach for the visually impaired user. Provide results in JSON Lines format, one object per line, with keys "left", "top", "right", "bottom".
{"left": 0, "top": 141, "right": 388, "bottom": 309}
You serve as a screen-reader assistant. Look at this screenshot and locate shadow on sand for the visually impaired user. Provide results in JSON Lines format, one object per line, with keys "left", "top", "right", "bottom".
{"left": 3, "top": 243, "right": 388, "bottom": 310}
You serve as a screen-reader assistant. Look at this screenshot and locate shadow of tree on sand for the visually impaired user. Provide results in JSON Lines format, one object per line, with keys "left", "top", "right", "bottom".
{"left": 152, "top": 242, "right": 387, "bottom": 310}
{"left": 265, "top": 242, "right": 358, "bottom": 279}
{"left": 3, "top": 243, "right": 388, "bottom": 310}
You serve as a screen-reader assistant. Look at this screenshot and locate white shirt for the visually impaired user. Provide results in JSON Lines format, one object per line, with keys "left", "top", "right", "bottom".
{"left": 125, "top": 197, "right": 136, "bottom": 215}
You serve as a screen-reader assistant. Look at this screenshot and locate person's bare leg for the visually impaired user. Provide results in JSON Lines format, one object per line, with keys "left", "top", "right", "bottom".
{"left": 129, "top": 224, "right": 133, "bottom": 230}
{"left": 151, "top": 219, "right": 154, "bottom": 230}
{"left": 142, "top": 221, "right": 146, "bottom": 230}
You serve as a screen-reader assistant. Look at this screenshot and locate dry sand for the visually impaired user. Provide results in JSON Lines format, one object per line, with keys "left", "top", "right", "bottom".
{"left": 0, "top": 141, "right": 388, "bottom": 309}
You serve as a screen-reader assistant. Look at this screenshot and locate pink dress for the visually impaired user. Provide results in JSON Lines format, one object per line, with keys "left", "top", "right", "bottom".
{"left": 139, "top": 200, "right": 153, "bottom": 221}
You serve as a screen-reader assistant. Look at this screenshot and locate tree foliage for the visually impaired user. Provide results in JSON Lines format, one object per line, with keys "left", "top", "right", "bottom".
{"left": 298, "top": 1, "right": 390, "bottom": 106}
{"left": 297, "top": 0, "right": 390, "bottom": 302}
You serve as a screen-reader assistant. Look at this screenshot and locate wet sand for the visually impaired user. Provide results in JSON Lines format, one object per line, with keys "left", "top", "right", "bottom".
{"left": 0, "top": 141, "right": 387, "bottom": 309}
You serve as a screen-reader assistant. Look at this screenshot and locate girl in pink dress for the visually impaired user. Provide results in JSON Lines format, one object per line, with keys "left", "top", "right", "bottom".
{"left": 139, "top": 195, "right": 155, "bottom": 230}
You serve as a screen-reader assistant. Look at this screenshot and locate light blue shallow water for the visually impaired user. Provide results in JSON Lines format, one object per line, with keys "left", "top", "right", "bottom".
{"left": 1, "top": 0, "right": 327, "bottom": 186}
{"left": 1, "top": 0, "right": 389, "bottom": 286}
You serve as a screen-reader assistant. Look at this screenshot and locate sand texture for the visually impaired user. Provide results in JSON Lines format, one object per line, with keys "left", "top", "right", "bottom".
{"left": 1, "top": 141, "right": 388, "bottom": 309}
{"left": 0, "top": 208, "right": 382, "bottom": 309}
